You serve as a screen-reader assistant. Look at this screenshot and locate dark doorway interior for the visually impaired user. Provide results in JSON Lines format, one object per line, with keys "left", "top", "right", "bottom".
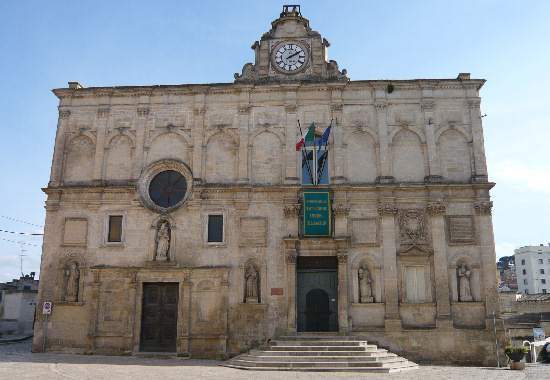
{"left": 297, "top": 256, "right": 338, "bottom": 332}
{"left": 140, "top": 283, "right": 178, "bottom": 352}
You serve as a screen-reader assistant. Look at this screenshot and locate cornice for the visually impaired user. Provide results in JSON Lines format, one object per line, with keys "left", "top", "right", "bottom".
{"left": 51, "top": 78, "right": 485, "bottom": 100}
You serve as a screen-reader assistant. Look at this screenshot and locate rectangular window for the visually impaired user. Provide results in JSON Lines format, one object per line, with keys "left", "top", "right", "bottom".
{"left": 543, "top": 289, "right": 547, "bottom": 294}
{"left": 522, "top": 269, "right": 526, "bottom": 275}
{"left": 539, "top": 259, "right": 544, "bottom": 264}
{"left": 524, "top": 279, "right": 528, "bottom": 285}
{"left": 108, "top": 215, "right": 123, "bottom": 242}
{"left": 542, "top": 279, "right": 546, "bottom": 284}
{"left": 541, "top": 269, "right": 545, "bottom": 274}
{"left": 548, "top": 259, "right": 550, "bottom": 264}
{"left": 405, "top": 266, "right": 426, "bottom": 303}
{"left": 207, "top": 215, "right": 223, "bottom": 242}
{"left": 525, "top": 289, "right": 529, "bottom": 294}
{"left": 301, "top": 136, "right": 328, "bottom": 185}
{"left": 521, "top": 259, "right": 526, "bottom": 265}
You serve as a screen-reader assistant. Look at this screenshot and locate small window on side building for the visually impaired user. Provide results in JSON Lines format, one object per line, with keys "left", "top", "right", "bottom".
{"left": 207, "top": 215, "right": 223, "bottom": 243}
{"left": 541, "top": 269, "right": 545, "bottom": 274}
{"left": 521, "top": 259, "right": 526, "bottom": 265}
{"left": 543, "top": 289, "right": 547, "bottom": 294}
{"left": 522, "top": 269, "right": 526, "bottom": 275}
{"left": 539, "top": 259, "right": 544, "bottom": 264}
{"left": 524, "top": 279, "right": 528, "bottom": 285}
{"left": 542, "top": 279, "right": 546, "bottom": 284}
{"left": 108, "top": 215, "right": 123, "bottom": 242}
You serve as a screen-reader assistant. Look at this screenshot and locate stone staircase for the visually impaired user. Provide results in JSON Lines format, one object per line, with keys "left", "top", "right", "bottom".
{"left": 222, "top": 334, "right": 418, "bottom": 373}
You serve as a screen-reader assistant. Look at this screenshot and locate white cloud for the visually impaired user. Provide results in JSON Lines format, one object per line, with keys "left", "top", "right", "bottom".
{"left": 491, "top": 161, "right": 550, "bottom": 195}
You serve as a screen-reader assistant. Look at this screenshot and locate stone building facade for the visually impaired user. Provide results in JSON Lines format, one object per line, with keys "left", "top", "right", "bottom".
{"left": 33, "top": 7, "right": 503, "bottom": 364}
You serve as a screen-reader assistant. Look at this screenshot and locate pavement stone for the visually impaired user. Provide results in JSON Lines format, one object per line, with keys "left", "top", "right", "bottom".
{"left": 1, "top": 340, "right": 549, "bottom": 380}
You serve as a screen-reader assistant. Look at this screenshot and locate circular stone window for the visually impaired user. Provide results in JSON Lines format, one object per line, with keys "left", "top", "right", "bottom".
{"left": 137, "top": 160, "right": 194, "bottom": 213}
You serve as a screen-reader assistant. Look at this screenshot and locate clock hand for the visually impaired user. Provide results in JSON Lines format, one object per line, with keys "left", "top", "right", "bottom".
{"left": 287, "top": 51, "right": 301, "bottom": 59}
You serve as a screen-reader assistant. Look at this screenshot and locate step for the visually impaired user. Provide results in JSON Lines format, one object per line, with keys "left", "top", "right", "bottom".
{"left": 235, "top": 355, "right": 408, "bottom": 363}
{"left": 228, "top": 359, "right": 411, "bottom": 368}
{"left": 277, "top": 335, "right": 364, "bottom": 341}
{"left": 261, "top": 345, "right": 376, "bottom": 351}
{"left": 223, "top": 364, "right": 418, "bottom": 373}
{"left": 270, "top": 340, "right": 368, "bottom": 346}
{"left": 249, "top": 349, "right": 393, "bottom": 357}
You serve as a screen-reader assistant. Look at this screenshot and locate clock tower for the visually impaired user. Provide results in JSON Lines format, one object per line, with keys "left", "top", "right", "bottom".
{"left": 235, "top": 5, "right": 348, "bottom": 83}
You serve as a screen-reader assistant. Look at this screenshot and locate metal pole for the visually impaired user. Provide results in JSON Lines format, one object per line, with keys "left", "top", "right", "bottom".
{"left": 42, "top": 313, "right": 48, "bottom": 352}
{"left": 493, "top": 311, "right": 500, "bottom": 367}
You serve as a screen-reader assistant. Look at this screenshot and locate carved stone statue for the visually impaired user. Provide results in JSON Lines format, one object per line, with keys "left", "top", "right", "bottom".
{"left": 358, "top": 266, "right": 373, "bottom": 303}
{"left": 458, "top": 263, "right": 473, "bottom": 302}
{"left": 245, "top": 264, "right": 259, "bottom": 303}
{"left": 155, "top": 221, "right": 170, "bottom": 262}
{"left": 64, "top": 261, "right": 80, "bottom": 302}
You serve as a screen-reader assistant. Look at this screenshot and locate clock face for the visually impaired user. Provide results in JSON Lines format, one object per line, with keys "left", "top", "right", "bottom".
{"left": 272, "top": 42, "right": 309, "bottom": 73}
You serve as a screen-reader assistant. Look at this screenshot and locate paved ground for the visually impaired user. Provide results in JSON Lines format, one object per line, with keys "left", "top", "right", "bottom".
{"left": 1, "top": 339, "right": 549, "bottom": 380}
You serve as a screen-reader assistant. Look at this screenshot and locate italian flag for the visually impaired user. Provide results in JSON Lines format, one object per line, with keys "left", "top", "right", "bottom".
{"left": 296, "top": 122, "right": 315, "bottom": 151}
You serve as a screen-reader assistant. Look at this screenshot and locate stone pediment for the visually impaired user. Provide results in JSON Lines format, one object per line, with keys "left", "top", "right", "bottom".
{"left": 397, "top": 245, "right": 433, "bottom": 256}
{"left": 235, "top": 6, "right": 347, "bottom": 84}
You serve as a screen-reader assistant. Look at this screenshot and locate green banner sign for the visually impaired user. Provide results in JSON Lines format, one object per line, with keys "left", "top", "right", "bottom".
{"left": 303, "top": 190, "right": 331, "bottom": 237}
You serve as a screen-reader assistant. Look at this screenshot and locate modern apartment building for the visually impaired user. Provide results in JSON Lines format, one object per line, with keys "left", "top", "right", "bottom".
{"left": 515, "top": 244, "right": 550, "bottom": 294}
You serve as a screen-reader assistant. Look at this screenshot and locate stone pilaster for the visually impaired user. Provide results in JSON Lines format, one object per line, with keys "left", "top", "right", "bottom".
{"left": 474, "top": 200, "right": 501, "bottom": 321}
{"left": 285, "top": 243, "right": 297, "bottom": 333}
{"left": 423, "top": 100, "right": 443, "bottom": 182}
{"left": 237, "top": 89, "right": 252, "bottom": 183}
{"left": 377, "top": 202, "right": 400, "bottom": 326}
{"left": 329, "top": 85, "right": 345, "bottom": 183}
{"left": 49, "top": 109, "right": 70, "bottom": 187}
{"left": 132, "top": 107, "right": 149, "bottom": 179}
{"left": 92, "top": 107, "right": 109, "bottom": 183}
{"left": 283, "top": 86, "right": 299, "bottom": 184}
{"left": 219, "top": 270, "right": 230, "bottom": 356}
{"left": 179, "top": 276, "right": 192, "bottom": 354}
{"left": 337, "top": 251, "right": 349, "bottom": 332}
{"left": 468, "top": 98, "right": 488, "bottom": 182}
{"left": 375, "top": 101, "right": 393, "bottom": 183}
{"left": 427, "top": 201, "right": 452, "bottom": 325}
{"left": 193, "top": 93, "right": 206, "bottom": 181}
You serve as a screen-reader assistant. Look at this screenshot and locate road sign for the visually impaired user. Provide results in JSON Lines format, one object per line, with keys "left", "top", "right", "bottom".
{"left": 42, "top": 302, "right": 52, "bottom": 315}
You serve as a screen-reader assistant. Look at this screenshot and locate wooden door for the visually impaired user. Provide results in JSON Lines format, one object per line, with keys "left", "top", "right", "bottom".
{"left": 140, "top": 283, "right": 178, "bottom": 352}
{"left": 297, "top": 271, "right": 338, "bottom": 332}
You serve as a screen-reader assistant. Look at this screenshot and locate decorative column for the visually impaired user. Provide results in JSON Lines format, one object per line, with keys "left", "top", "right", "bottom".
{"left": 337, "top": 251, "right": 349, "bottom": 332}
{"left": 377, "top": 202, "right": 400, "bottom": 329}
{"left": 375, "top": 101, "right": 393, "bottom": 183}
{"left": 329, "top": 84, "right": 345, "bottom": 183}
{"left": 284, "top": 103, "right": 299, "bottom": 183}
{"left": 237, "top": 89, "right": 252, "bottom": 183}
{"left": 475, "top": 200, "right": 501, "bottom": 321}
{"left": 92, "top": 107, "right": 109, "bottom": 183}
{"left": 468, "top": 99, "right": 488, "bottom": 182}
{"left": 219, "top": 270, "right": 230, "bottom": 356}
{"left": 179, "top": 272, "right": 192, "bottom": 354}
{"left": 89, "top": 268, "right": 101, "bottom": 352}
{"left": 427, "top": 201, "right": 452, "bottom": 327}
{"left": 132, "top": 106, "right": 149, "bottom": 179}
{"left": 49, "top": 110, "right": 71, "bottom": 187}
{"left": 192, "top": 92, "right": 206, "bottom": 181}
{"left": 423, "top": 100, "right": 443, "bottom": 182}
{"left": 285, "top": 240, "right": 298, "bottom": 334}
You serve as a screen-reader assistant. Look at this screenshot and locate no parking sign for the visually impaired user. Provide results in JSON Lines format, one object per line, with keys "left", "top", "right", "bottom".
{"left": 42, "top": 302, "right": 52, "bottom": 315}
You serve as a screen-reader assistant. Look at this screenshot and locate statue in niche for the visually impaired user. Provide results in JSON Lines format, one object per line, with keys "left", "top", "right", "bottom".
{"left": 458, "top": 263, "right": 473, "bottom": 302}
{"left": 64, "top": 261, "right": 80, "bottom": 302}
{"left": 358, "top": 266, "right": 373, "bottom": 303}
{"left": 245, "top": 264, "right": 259, "bottom": 303}
{"left": 155, "top": 221, "right": 170, "bottom": 262}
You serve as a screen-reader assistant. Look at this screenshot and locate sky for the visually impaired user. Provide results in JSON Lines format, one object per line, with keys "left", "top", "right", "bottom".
{"left": 0, "top": 1, "right": 549, "bottom": 283}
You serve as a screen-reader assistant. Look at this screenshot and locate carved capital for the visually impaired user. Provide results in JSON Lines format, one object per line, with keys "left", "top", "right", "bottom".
{"left": 238, "top": 105, "right": 251, "bottom": 115}
{"left": 427, "top": 201, "right": 446, "bottom": 215}
{"left": 332, "top": 204, "right": 350, "bottom": 216}
{"left": 337, "top": 253, "right": 348, "bottom": 263}
{"left": 421, "top": 102, "right": 435, "bottom": 112}
{"left": 286, "top": 250, "right": 297, "bottom": 264}
{"left": 59, "top": 110, "right": 71, "bottom": 118}
{"left": 377, "top": 203, "right": 398, "bottom": 215}
{"left": 330, "top": 104, "right": 343, "bottom": 112}
{"left": 97, "top": 107, "right": 110, "bottom": 118}
{"left": 284, "top": 104, "right": 298, "bottom": 113}
{"left": 137, "top": 107, "right": 149, "bottom": 116}
{"left": 467, "top": 99, "right": 481, "bottom": 109}
{"left": 283, "top": 204, "right": 301, "bottom": 217}
{"left": 474, "top": 200, "right": 493, "bottom": 215}
{"left": 194, "top": 107, "right": 206, "bottom": 116}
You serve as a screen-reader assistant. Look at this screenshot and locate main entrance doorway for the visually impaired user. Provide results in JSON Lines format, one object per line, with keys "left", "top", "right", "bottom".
{"left": 296, "top": 256, "right": 338, "bottom": 332}
{"left": 140, "top": 283, "right": 178, "bottom": 352}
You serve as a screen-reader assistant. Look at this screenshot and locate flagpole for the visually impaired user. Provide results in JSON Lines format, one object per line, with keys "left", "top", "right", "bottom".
{"left": 297, "top": 120, "right": 314, "bottom": 184}
{"left": 316, "top": 119, "right": 333, "bottom": 184}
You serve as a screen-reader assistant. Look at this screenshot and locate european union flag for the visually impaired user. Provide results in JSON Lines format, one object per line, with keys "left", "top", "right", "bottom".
{"left": 318, "top": 122, "right": 332, "bottom": 153}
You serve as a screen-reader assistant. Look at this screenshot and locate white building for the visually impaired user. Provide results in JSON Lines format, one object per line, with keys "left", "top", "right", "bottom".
{"left": 515, "top": 245, "right": 550, "bottom": 295}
